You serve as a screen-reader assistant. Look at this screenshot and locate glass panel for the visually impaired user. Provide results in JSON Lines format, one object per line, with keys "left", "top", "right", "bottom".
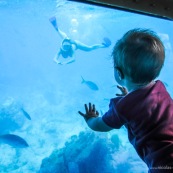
{"left": 0, "top": 0, "right": 172, "bottom": 172}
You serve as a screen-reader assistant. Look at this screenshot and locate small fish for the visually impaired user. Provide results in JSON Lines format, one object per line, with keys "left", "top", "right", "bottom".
{"left": 0, "top": 134, "right": 29, "bottom": 148}
{"left": 21, "top": 108, "right": 31, "bottom": 120}
{"left": 81, "top": 76, "right": 99, "bottom": 91}
{"left": 163, "top": 82, "right": 168, "bottom": 87}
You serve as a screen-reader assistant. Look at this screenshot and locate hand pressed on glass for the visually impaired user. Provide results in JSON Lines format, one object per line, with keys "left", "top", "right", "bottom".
{"left": 78, "top": 103, "right": 99, "bottom": 121}
{"left": 116, "top": 85, "right": 128, "bottom": 96}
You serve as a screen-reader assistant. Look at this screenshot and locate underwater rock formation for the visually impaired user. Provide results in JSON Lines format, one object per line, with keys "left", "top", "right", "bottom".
{"left": 38, "top": 131, "right": 116, "bottom": 173}
{"left": 38, "top": 130, "right": 147, "bottom": 173}
{"left": 39, "top": 130, "right": 146, "bottom": 173}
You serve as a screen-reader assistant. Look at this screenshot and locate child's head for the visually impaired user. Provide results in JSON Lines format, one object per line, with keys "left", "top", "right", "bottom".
{"left": 112, "top": 28, "right": 165, "bottom": 84}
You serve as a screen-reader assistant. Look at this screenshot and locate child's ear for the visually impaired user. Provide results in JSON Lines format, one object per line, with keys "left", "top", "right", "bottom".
{"left": 116, "top": 68, "right": 124, "bottom": 80}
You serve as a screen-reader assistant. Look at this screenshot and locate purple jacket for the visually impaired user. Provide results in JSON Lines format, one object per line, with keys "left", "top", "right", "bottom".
{"left": 102, "top": 80, "right": 173, "bottom": 171}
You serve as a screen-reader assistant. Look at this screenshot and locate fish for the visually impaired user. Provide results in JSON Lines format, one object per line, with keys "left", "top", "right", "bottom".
{"left": 163, "top": 82, "right": 168, "bottom": 87}
{"left": 21, "top": 107, "right": 31, "bottom": 120}
{"left": 81, "top": 76, "right": 99, "bottom": 91}
{"left": 0, "top": 134, "right": 29, "bottom": 148}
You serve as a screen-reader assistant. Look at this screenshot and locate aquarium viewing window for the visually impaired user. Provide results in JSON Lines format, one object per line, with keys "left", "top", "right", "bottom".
{"left": 0, "top": 0, "right": 173, "bottom": 172}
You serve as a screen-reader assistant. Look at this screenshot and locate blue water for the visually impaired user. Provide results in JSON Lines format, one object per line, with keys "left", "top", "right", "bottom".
{"left": 0, "top": 0, "right": 173, "bottom": 172}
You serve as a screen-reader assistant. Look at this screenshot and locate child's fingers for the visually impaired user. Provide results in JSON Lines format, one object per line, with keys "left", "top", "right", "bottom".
{"left": 85, "top": 104, "right": 89, "bottom": 114}
{"left": 116, "top": 85, "right": 128, "bottom": 96}
{"left": 117, "top": 85, "right": 124, "bottom": 92}
{"left": 92, "top": 104, "right": 96, "bottom": 112}
{"left": 78, "top": 111, "right": 85, "bottom": 116}
{"left": 96, "top": 110, "right": 99, "bottom": 116}
{"left": 117, "top": 85, "right": 122, "bottom": 89}
{"left": 89, "top": 103, "right": 92, "bottom": 112}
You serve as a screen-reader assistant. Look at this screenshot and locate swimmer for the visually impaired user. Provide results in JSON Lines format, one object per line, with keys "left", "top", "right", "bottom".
{"left": 49, "top": 16, "right": 111, "bottom": 65}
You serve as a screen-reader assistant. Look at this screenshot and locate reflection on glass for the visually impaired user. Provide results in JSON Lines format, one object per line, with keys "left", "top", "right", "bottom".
{"left": 0, "top": 0, "right": 173, "bottom": 172}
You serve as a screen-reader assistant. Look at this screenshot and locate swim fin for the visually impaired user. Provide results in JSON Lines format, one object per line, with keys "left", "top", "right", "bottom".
{"left": 49, "top": 16, "right": 57, "bottom": 27}
{"left": 102, "top": 37, "right": 112, "bottom": 47}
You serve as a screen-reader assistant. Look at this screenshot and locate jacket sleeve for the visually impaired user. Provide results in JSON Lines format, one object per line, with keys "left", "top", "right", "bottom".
{"left": 102, "top": 97, "right": 124, "bottom": 129}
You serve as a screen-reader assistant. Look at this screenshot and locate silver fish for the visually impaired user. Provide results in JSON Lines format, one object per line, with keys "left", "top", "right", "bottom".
{"left": 0, "top": 134, "right": 29, "bottom": 148}
{"left": 81, "top": 76, "right": 99, "bottom": 91}
{"left": 21, "top": 108, "right": 31, "bottom": 120}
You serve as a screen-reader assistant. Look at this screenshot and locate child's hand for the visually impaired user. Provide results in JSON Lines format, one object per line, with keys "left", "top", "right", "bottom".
{"left": 78, "top": 103, "right": 99, "bottom": 121}
{"left": 116, "top": 85, "right": 128, "bottom": 96}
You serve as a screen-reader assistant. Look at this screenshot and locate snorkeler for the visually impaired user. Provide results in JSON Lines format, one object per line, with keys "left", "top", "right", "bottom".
{"left": 49, "top": 16, "right": 111, "bottom": 65}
